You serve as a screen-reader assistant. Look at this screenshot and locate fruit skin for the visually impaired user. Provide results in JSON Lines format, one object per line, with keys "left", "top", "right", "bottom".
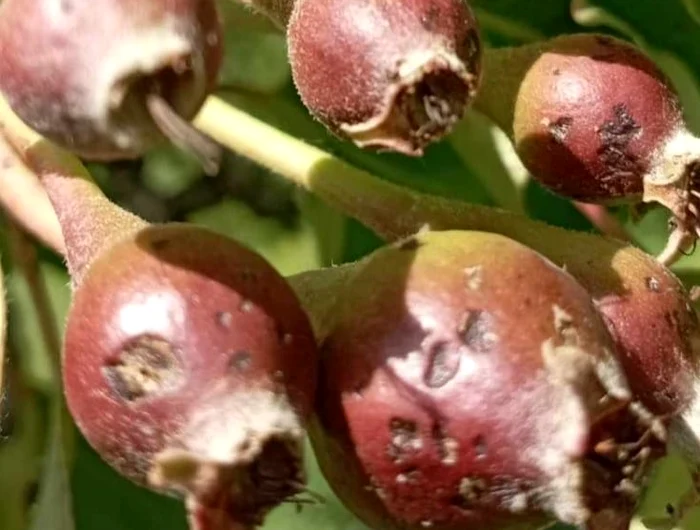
{"left": 512, "top": 34, "right": 682, "bottom": 202}
{"left": 0, "top": 0, "right": 223, "bottom": 160}
{"left": 307, "top": 230, "right": 665, "bottom": 530}
{"left": 287, "top": 0, "right": 482, "bottom": 155}
{"left": 62, "top": 223, "right": 318, "bottom": 526}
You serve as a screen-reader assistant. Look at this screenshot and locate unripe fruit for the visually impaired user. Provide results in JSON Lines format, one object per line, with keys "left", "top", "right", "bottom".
{"left": 63, "top": 224, "right": 318, "bottom": 529}
{"left": 473, "top": 34, "right": 700, "bottom": 264}
{"left": 305, "top": 230, "right": 666, "bottom": 530}
{"left": 0, "top": 121, "right": 320, "bottom": 529}
{"left": 0, "top": 0, "right": 224, "bottom": 173}
{"left": 287, "top": 0, "right": 482, "bottom": 155}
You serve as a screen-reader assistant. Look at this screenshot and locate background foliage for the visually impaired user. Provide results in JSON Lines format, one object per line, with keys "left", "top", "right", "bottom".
{"left": 3, "top": 1, "right": 700, "bottom": 529}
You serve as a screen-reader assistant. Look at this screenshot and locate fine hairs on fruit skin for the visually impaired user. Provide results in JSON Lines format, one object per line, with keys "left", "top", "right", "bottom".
{"left": 0, "top": 0, "right": 224, "bottom": 174}
{"left": 301, "top": 230, "right": 666, "bottom": 530}
{"left": 472, "top": 33, "right": 700, "bottom": 265}
{"left": 241, "top": 0, "right": 483, "bottom": 155}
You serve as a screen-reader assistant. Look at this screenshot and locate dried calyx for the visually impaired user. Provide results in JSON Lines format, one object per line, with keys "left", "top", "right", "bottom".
{"left": 473, "top": 33, "right": 700, "bottom": 265}
{"left": 296, "top": 230, "right": 667, "bottom": 530}
{"left": 0, "top": 0, "right": 224, "bottom": 173}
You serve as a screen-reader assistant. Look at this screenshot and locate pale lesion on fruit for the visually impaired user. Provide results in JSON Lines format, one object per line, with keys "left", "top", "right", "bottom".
{"left": 431, "top": 421, "right": 459, "bottom": 466}
{"left": 103, "top": 335, "right": 184, "bottom": 401}
{"left": 387, "top": 417, "right": 423, "bottom": 463}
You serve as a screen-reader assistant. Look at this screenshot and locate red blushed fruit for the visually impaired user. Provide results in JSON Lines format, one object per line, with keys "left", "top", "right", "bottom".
{"left": 287, "top": 0, "right": 482, "bottom": 155}
{"left": 308, "top": 230, "right": 666, "bottom": 530}
{"left": 62, "top": 224, "right": 318, "bottom": 530}
{"left": 0, "top": 0, "right": 223, "bottom": 173}
{"left": 503, "top": 34, "right": 700, "bottom": 264}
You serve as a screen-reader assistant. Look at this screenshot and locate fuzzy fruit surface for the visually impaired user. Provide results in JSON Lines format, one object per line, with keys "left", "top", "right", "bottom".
{"left": 287, "top": 0, "right": 482, "bottom": 155}
{"left": 513, "top": 34, "right": 682, "bottom": 202}
{"left": 0, "top": 0, "right": 222, "bottom": 159}
{"left": 63, "top": 224, "right": 317, "bottom": 488}
{"left": 309, "top": 230, "right": 663, "bottom": 530}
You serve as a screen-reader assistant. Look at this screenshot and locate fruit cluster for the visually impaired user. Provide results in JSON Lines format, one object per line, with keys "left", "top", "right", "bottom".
{"left": 1, "top": 1, "right": 700, "bottom": 530}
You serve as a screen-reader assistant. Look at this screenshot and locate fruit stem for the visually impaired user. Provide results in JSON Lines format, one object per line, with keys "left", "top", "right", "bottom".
{"left": 0, "top": 132, "right": 64, "bottom": 255}
{"left": 147, "top": 93, "right": 223, "bottom": 176}
{"left": 0, "top": 96, "right": 147, "bottom": 287}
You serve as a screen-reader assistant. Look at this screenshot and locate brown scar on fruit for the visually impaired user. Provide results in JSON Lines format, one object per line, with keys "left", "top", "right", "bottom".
{"left": 104, "top": 336, "right": 184, "bottom": 401}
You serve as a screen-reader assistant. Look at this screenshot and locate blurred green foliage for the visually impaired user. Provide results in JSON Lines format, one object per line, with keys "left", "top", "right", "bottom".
{"left": 3, "top": 1, "right": 700, "bottom": 529}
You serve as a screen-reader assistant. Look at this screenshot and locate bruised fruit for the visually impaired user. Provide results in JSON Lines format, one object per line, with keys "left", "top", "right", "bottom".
{"left": 0, "top": 0, "right": 224, "bottom": 173}
{"left": 473, "top": 33, "right": 700, "bottom": 264}
{"left": 63, "top": 224, "right": 318, "bottom": 529}
{"left": 286, "top": 0, "right": 482, "bottom": 155}
{"left": 306, "top": 230, "right": 666, "bottom": 530}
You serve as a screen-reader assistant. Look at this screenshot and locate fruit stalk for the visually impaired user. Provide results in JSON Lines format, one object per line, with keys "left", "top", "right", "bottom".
{"left": 0, "top": 96, "right": 147, "bottom": 286}
{"left": 0, "top": 131, "right": 64, "bottom": 254}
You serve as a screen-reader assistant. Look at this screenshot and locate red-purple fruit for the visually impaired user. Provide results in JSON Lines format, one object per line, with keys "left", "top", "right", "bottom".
{"left": 0, "top": 0, "right": 224, "bottom": 173}
{"left": 286, "top": 0, "right": 483, "bottom": 155}
{"left": 62, "top": 224, "right": 318, "bottom": 530}
{"left": 305, "top": 230, "right": 666, "bottom": 530}
{"left": 473, "top": 33, "right": 700, "bottom": 264}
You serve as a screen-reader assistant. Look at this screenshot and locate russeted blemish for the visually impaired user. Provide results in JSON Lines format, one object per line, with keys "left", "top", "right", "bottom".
{"left": 229, "top": 350, "right": 253, "bottom": 372}
{"left": 431, "top": 422, "right": 458, "bottom": 465}
{"left": 547, "top": 116, "right": 573, "bottom": 144}
{"left": 463, "top": 265, "right": 482, "bottom": 290}
{"left": 103, "top": 336, "right": 183, "bottom": 401}
{"left": 423, "top": 340, "right": 460, "bottom": 388}
{"left": 646, "top": 276, "right": 661, "bottom": 292}
{"left": 216, "top": 310, "right": 233, "bottom": 328}
{"left": 388, "top": 418, "right": 422, "bottom": 462}
{"left": 473, "top": 434, "right": 487, "bottom": 459}
{"left": 459, "top": 310, "right": 497, "bottom": 352}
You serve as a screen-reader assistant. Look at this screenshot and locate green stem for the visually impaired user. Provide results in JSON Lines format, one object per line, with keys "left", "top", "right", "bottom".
{"left": 194, "top": 95, "right": 657, "bottom": 300}
{"left": 0, "top": 97, "right": 147, "bottom": 287}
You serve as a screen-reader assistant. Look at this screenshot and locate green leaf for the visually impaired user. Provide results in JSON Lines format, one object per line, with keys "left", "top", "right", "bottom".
{"left": 71, "top": 433, "right": 187, "bottom": 530}
{"left": 0, "top": 379, "right": 44, "bottom": 530}
{"left": 28, "top": 402, "right": 75, "bottom": 530}
{"left": 470, "top": 0, "right": 580, "bottom": 44}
